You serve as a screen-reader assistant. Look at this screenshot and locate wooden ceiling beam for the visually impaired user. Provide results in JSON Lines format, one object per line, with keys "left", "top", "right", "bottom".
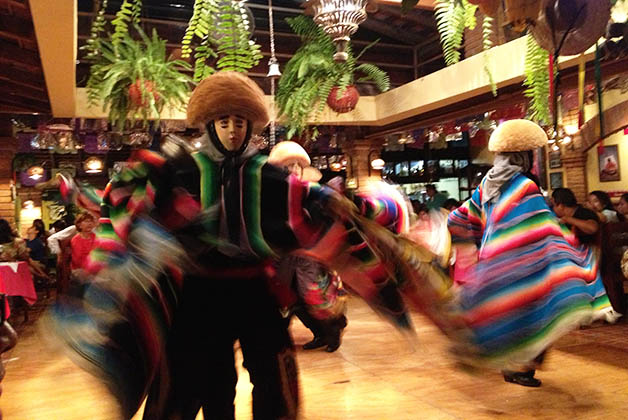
{"left": 0, "top": 95, "right": 49, "bottom": 112}
{"left": 0, "top": 12, "right": 34, "bottom": 40}
{"left": 360, "top": 18, "right": 421, "bottom": 45}
{"left": 0, "top": 66, "right": 45, "bottom": 88}
{"left": 0, "top": 55, "right": 41, "bottom": 73}
{"left": 0, "top": 38, "right": 40, "bottom": 67}
{"left": 376, "top": 5, "right": 436, "bottom": 30}
{"left": 0, "top": 81, "right": 49, "bottom": 102}
{"left": 76, "top": 11, "right": 416, "bottom": 50}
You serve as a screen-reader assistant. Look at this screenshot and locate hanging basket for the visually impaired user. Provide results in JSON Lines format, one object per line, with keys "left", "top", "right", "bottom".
{"left": 327, "top": 86, "right": 360, "bottom": 113}
{"left": 128, "top": 79, "right": 160, "bottom": 108}
{"left": 504, "top": 0, "right": 543, "bottom": 32}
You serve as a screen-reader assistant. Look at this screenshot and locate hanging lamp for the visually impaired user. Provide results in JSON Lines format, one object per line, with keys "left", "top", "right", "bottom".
{"left": 308, "top": 0, "right": 368, "bottom": 62}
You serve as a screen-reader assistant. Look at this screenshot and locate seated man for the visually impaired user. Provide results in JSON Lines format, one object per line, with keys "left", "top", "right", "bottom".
{"left": 551, "top": 188, "right": 599, "bottom": 245}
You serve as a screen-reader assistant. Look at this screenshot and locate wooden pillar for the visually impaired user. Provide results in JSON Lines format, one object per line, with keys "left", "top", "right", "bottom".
{"left": 0, "top": 119, "right": 18, "bottom": 225}
{"left": 342, "top": 138, "right": 384, "bottom": 192}
{"left": 562, "top": 148, "right": 588, "bottom": 203}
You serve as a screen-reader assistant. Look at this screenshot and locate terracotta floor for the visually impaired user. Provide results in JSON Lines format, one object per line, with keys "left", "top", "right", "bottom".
{"left": 2, "top": 294, "right": 628, "bottom": 420}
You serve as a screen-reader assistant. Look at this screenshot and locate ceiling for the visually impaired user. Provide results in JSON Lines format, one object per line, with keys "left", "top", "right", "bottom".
{"left": 0, "top": 0, "right": 50, "bottom": 114}
{"left": 75, "top": 0, "right": 445, "bottom": 94}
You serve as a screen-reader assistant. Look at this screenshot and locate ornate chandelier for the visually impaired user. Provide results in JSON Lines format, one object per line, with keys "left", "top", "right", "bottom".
{"left": 309, "top": 0, "right": 368, "bottom": 62}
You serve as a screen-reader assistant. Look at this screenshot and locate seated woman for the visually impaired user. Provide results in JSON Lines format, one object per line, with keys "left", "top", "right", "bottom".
{"left": 587, "top": 190, "right": 622, "bottom": 223}
{"left": 616, "top": 193, "right": 628, "bottom": 220}
{"left": 0, "top": 219, "right": 28, "bottom": 262}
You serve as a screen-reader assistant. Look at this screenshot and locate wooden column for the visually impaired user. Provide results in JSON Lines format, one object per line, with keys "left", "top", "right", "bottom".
{"left": 342, "top": 138, "right": 384, "bottom": 192}
{"left": 0, "top": 119, "right": 18, "bottom": 225}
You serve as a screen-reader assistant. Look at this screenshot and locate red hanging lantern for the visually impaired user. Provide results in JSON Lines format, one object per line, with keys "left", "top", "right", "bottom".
{"left": 327, "top": 86, "right": 360, "bottom": 113}
{"left": 128, "top": 79, "right": 160, "bottom": 108}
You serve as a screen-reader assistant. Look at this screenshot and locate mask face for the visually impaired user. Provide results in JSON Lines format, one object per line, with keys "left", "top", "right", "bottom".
{"left": 214, "top": 115, "right": 248, "bottom": 151}
{"left": 282, "top": 159, "right": 303, "bottom": 179}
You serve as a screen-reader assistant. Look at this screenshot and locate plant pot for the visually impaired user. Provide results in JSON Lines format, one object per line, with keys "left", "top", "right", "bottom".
{"left": 327, "top": 86, "right": 360, "bottom": 113}
{"left": 128, "top": 79, "right": 160, "bottom": 108}
{"left": 504, "top": 0, "right": 542, "bottom": 32}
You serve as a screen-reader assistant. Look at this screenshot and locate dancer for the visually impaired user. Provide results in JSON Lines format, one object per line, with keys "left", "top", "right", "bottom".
{"left": 268, "top": 141, "right": 347, "bottom": 352}
{"left": 448, "top": 119, "right": 613, "bottom": 386}
{"left": 49, "top": 72, "right": 422, "bottom": 420}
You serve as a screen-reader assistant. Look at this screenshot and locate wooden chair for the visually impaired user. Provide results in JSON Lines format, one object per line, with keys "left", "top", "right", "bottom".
{"left": 600, "top": 222, "right": 628, "bottom": 315}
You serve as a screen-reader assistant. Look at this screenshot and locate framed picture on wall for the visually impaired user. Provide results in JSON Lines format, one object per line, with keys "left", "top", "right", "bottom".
{"left": 548, "top": 150, "right": 562, "bottom": 169}
{"left": 598, "top": 145, "right": 620, "bottom": 182}
{"left": 550, "top": 172, "right": 563, "bottom": 189}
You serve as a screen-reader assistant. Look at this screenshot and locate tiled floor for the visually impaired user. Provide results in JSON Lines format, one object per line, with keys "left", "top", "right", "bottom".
{"left": 2, "top": 295, "right": 628, "bottom": 419}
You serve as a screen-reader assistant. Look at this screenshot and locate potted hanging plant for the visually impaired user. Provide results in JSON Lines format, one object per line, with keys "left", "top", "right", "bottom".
{"left": 85, "top": 27, "right": 193, "bottom": 130}
{"left": 276, "top": 16, "right": 390, "bottom": 140}
{"left": 82, "top": 0, "right": 193, "bottom": 130}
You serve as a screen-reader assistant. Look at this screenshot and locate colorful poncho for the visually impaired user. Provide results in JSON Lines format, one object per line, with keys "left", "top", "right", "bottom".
{"left": 47, "top": 139, "right": 450, "bottom": 418}
{"left": 448, "top": 173, "right": 612, "bottom": 369}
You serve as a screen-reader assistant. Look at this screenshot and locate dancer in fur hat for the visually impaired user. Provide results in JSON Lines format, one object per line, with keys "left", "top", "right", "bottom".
{"left": 448, "top": 119, "right": 614, "bottom": 386}
{"left": 268, "top": 141, "right": 348, "bottom": 352}
{"left": 48, "top": 72, "right": 425, "bottom": 419}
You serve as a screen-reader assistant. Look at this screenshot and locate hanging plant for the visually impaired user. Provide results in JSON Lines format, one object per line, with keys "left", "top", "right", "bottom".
{"left": 434, "top": 0, "right": 477, "bottom": 66}
{"left": 181, "top": 0, "right": 263, "bottom": 81}
{"left": 85, "top": 27, "right": 193, "bottom": 130}
{"left": 277, "top": 16, "right": 390, "bottom": 140}
{"left": 111, "top": 0, "right": 143, "bottom": 47}
{"left": 523, "top": 35, "right": 553, "bottom": 124}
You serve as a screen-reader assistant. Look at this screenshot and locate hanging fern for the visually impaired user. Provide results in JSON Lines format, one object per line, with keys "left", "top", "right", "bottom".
{"left": 277, "top": 16, "right": 390, "bottom": 139}
{"left": 181, "top": 0, "right": 262, "bottom": 81}
{"left": 86, "top": 27, "right": 193, "bottom": 130}
{"left": 111, "top": 0, "right": 143, "bottom": 47}
{"left": 81, "top": 0, "right": 109, "bottom": 61}
{"left": 434, "top": 0, "right": 477, "bottom": 66}
{"left": 523, "top": 35, "right": 552, "bottom": 124}
{"left": 482, "top": 14, "right": 497, "bottom": 96}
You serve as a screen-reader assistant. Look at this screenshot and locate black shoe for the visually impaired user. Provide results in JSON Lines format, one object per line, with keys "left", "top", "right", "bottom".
{"left": 503, "top": 371, "right": 542, "bottom": 387}
{"left": 303, "top": 336, "right": 327, "bottom": 350}
{"left": 325, "top": 317, "right": 346, "bottom": 352}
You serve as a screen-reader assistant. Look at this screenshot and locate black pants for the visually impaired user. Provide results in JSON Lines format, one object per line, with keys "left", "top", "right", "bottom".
{"left": 144, "top": 273, "right": 298, "bottom": 420}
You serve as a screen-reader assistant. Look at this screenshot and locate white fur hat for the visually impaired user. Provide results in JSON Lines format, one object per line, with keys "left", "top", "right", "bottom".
{"left": 268, "top": 141, "right": 321, "bottom": 182}
{"left": 488, "top": 119, "right": 548, "bottom": 152}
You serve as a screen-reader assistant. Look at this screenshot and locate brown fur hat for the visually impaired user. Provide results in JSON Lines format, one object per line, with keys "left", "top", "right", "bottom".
{"left": 488, "top": 119, "right": 548, "bottom": 152}
{"left": 187, "top": 72, "right": 270, "bottom": 133}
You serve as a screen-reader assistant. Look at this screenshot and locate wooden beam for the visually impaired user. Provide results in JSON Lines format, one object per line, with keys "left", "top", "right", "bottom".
{"left": 0, "top": 93, "right": 49, "bottom": 110}
{"left": 0, "top": 82, "right": 48, "bottom": 102}
{"left": 0, "top": 66, "right": 45, "bottom": 90}
{"left": 361, "top": 19, "right": 421, "bottom": 45}
{"left": 377, "top": 5, "right": 436, "bottom": 30}
{"left": 0, "top": 13, "right": 34, "bottom": 41}
{"left": 0, "top": 38, "right": 40, "bottom": 67}
{"left": 76, "top": 11, "right": 415, "bottom": 50}
{"left": 30, "top": 0, "right": 76, "bottom": 117}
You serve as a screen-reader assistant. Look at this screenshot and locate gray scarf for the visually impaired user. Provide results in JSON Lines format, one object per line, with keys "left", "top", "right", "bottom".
{"left": 482, "top": 152, "right": 531, "bottom": 205}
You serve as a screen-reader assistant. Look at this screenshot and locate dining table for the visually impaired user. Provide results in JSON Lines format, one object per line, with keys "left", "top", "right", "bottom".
{"left": 0, "top": 261, "right": 37, "bottom": 318}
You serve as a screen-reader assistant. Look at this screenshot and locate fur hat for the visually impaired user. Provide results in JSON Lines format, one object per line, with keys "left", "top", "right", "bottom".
{"left": 187, "top": 72, "right": 270, "bottom": 133}
{"left": 488, "top": 119, "right": 548, "bottom": 152}
{"left": 268, "top": 141, "right": 322, "bottom": 182}
{"left": 268, "top": 141, "right": 311, "bottom": 167}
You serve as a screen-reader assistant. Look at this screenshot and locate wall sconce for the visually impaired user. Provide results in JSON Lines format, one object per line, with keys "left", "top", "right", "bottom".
{"left": 368, "top": 150, "right": 384, "bottom": 176}
{"left": 84, "top": 156, "right": 104, "bottom": 174}
{"left": 26, "top": 165, "right": 44, "bottom": 180}
{"left": 23, "top": 200, "right": 34, "bottom": 210}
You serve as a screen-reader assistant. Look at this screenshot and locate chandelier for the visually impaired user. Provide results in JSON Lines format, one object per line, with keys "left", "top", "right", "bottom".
{"left": 309, "top": 0, "right": 368, "bottom": 62}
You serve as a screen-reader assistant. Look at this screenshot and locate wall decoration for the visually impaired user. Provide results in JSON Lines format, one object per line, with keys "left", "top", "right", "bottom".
{"left": 598, "top": 144, "right": 620, "bottom": 182}
{"left": 550, "top": 172, "right": 564, "bottom": 189}
{"left": 548, "top": 149, "right": 562, "bottom": 169}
